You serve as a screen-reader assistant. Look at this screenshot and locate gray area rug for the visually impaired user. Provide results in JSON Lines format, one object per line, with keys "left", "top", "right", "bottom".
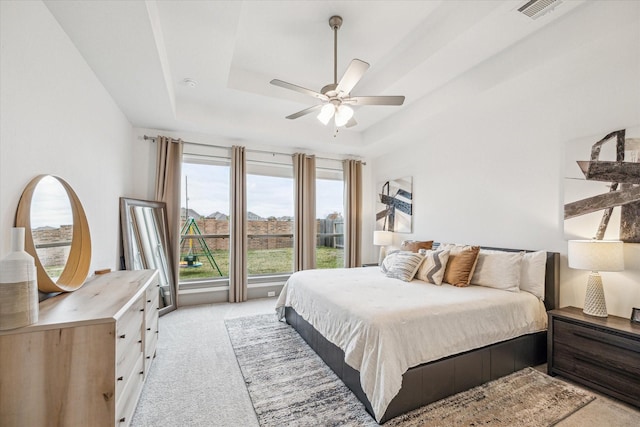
{"left": 225, "top": 314, "right": 596, "bottom": 427}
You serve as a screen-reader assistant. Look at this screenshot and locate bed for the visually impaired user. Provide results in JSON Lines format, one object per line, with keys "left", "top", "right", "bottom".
{"left": 275, "top": 246, "right": 560, "bottom": 424}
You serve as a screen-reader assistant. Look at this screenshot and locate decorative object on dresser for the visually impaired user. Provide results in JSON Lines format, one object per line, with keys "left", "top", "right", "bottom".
{"left": 373, "top": 230, "right": 393, "bottom": 265}
{"left": 632, "top": 307, "right": 640, "bottom": 323}
{"left": 0, "top": 227, "right": 38, "bottom": 330}
{"left": 568, "top": 239, "right": 624, "bottom": 317}
{"left": 14, "top": 174, "right": 91, "bottom": 292}
{"left": 120, "top": 197, "right": 177, "bottom": 315}
{"left": 0, "top": 270, "right": 160, "bottom": 427}
{"left": 548, "top": 306, "right": 640, "bottom": 409}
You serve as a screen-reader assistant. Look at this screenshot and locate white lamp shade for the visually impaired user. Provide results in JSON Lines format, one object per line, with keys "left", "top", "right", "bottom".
{"left": 568, "top": 240, "right": 624, "bottom": 272}
{"left": 373, "top": 230, "right": 393, "bottom": 246}
{"left": 334, "top": 105, "right": 354, "bottom": 127}
{"left": 317, "top": 104, "right": 335, "bottom": 125}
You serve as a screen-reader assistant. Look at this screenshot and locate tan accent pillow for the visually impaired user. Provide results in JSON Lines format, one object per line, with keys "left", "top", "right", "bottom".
{"left": 440, "top": 244, "right": 480, "bottom": 287}
{"left": 400, "top": 240, "right": 434, "bottom": 253}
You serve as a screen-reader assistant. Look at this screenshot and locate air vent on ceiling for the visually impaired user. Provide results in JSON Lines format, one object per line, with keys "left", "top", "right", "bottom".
{"left": 518, "top": 0, "right": 562, "bottom": 20}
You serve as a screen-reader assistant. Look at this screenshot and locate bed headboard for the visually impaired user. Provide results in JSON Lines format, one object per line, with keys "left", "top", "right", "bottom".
{"left": 433, "top": 243, "right": 560, "bottom": 311}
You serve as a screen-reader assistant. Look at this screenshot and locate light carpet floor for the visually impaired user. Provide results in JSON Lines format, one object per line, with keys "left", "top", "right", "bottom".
{"left": 132, "top": 298, "right": 640, "bottom": 426}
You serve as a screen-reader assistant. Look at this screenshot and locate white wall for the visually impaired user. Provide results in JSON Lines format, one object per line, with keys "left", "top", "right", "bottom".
{"left": 369, "top": 1, "right": 640, "bottom": 317}
{"left": 0, "top": 1, "right": 133, "bottom": 275}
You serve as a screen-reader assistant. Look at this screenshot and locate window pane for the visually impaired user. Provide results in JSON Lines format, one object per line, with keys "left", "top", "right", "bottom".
{"left": 247, "top": 163, "right": 294, "bottom": 276}
{"left": 316, "top": 171, "right": 344, "bottom": 269}
{"left": 179, "top": 161, "right": 230, "bottom": 282}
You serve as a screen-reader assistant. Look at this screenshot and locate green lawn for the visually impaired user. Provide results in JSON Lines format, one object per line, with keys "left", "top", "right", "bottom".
{"left": 178, "top": 247, "right": 344, "bottom": 281}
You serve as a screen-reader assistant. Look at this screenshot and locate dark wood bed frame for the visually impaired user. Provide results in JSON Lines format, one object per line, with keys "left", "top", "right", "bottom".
{"left": 284, "top": 247, "right": 560, "bottom": 424}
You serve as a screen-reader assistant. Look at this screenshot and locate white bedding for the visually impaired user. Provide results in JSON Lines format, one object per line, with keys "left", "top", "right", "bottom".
{"left": 275, "top": 266, "right": 547, "bottom": 422}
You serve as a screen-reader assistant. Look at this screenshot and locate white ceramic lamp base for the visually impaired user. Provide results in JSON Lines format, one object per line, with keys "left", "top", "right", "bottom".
{"left": 378, "top": 246, "right": 387, "bottom": 265}
{"left": 583, "top": 272, "right": 608, "bottom": 318}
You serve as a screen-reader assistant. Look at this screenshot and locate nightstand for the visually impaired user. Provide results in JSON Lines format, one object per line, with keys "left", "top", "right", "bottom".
{"left": 548, "top": 306, "right": 640, "bottom": 408}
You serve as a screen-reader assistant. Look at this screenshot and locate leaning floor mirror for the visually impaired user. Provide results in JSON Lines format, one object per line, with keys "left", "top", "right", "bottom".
{"left": 120, "top": 197, "right": 177, "bottom": 315}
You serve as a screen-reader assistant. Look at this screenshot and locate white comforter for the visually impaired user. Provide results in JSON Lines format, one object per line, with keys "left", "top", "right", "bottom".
{"left": 275, "top": 267, "right": 547, "bottom": 422}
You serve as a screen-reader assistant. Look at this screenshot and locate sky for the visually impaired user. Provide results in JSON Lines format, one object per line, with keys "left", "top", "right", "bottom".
{"left": 182, "top": 162, "right": 343, "bottom": 219}
{"left": 30, "top": 176, "right": 73, "bottom": 228}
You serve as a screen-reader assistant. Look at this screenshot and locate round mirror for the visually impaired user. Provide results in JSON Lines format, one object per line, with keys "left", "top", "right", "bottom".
{"left": 16, "top": 175, "right": 91, "bottom": 292}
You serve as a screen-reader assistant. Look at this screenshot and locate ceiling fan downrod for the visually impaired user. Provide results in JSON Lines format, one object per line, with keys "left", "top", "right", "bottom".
{"left": 329, "top": 16, "right": 342, "bottom": 85}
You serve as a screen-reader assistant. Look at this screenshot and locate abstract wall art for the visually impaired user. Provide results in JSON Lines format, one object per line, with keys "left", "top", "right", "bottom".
{"left": 564, "top": 129, "right": 640, "bottom": 242}
{"left": 376, "top": 176, "right": 412, "bottom": 233}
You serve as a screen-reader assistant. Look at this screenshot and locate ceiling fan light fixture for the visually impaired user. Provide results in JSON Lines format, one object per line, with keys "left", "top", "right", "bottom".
{"left": 334, "top": 105, "right": 354, "bottom": 127}
{"left": 317, "top": 103, "right": 335, "bottom": 125}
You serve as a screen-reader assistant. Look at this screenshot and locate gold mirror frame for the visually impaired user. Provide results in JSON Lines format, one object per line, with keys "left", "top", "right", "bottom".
{"left": 15, "top": 175, "right": 91, "bottom": 292}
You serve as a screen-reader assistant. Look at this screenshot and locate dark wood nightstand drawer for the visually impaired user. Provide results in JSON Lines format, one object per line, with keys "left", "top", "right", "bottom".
{"left": 553, "top": 319, "right": 640, "bottom": 376}
{"left": 553, "top": 341, "right": 640, "bottom": 398}
{"left": 548, "top": 307, "right": 640, "bottom": 408}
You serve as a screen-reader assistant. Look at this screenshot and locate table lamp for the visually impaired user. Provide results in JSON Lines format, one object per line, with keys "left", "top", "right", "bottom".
{"left": 568, "top": 239, "right": 624, "bottom": 318}
{"left": 373, "top": 230, "right": 393, "bottom": 265}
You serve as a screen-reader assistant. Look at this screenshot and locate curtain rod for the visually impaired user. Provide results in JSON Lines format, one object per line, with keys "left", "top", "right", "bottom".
{"left": 143, "top": 135, "right": 366, "bottom": 165}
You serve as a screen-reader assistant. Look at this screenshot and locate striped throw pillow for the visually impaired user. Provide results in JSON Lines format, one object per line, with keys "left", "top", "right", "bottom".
{"left": 415, "top": 249, "right": 450, "bottom": 285}
{"left": 385, "top": 251, "right": 425, "bottom": 282}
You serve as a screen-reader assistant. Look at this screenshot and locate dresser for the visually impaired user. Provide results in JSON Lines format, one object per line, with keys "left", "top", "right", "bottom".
{"left": 548, "top": 306, "right": 640, "bottom": 408}
{"left": 0, "top": 269, "right": 160, "bottom": 427}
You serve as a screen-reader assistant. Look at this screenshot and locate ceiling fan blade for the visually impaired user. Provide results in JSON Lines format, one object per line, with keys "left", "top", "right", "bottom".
{"left": 270, "top": 79, "right": 328, "bottom": 101}
{"left": 346, "top": 96, "right": 405, "bottom": 106}
{"left": 335, "top": 59, "right": 370, "bottom": 95}
{"left": 285, "top": 104, "right": 323, "bottom": 120}
{"left": 345, "top": 117, "right": 358, "bottom": 128}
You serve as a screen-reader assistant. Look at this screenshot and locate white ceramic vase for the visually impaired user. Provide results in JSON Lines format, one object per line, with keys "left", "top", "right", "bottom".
{"left": 0, "top": 227, "right": 39, "bottom": 330}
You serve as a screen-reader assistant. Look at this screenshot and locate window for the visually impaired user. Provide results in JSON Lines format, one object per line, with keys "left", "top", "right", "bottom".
{"left": 316, "top": 168, "right": 344, "bottom": 269}
{"left": 179, "top": 159, "right": 230, "bottom": 283}
{"left": 246, "top": 162, "right": 294, "bottom": 276}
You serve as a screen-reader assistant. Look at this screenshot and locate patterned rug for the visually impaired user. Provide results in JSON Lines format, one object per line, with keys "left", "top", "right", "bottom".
{"left": 225, "top": 314, "right": 595, "bottom": 426}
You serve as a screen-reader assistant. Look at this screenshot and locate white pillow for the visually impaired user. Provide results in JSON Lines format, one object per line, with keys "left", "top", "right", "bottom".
{"left": 385, "top": 251, "right": 425, "bottom": 282}
{"left": 415, "top": 249, "right": 450, "bottom": 285}
{"left": 471, "top": 251, "right": 524, "bottom": 292}
{"left": 520, "top": 250, "right": 547, "bottom": 299}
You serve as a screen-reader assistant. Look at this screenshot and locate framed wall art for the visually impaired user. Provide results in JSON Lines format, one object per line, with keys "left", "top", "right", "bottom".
{"left": 375, "top": 176, "right": 412, "bottom": 233}
{"left": 564, "top": 129, "right": 640, "bottom": 243}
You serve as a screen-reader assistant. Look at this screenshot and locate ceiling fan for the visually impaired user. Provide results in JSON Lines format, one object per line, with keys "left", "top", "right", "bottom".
{"left": 270, "top": 15, "right": 405, "bottom": 129}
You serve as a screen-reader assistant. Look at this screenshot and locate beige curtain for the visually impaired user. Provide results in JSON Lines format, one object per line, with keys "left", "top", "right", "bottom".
{"left": 154, "top": 136, "right": 183, "bottom": 306}
{"left": 343, "top": 159, "right": 363, "bottom": 268}
{"left": 293, "top": 153, "right": 316, "bottom": 271}
{"left": 229, "top": 146, "right": 247, "bottom": 302}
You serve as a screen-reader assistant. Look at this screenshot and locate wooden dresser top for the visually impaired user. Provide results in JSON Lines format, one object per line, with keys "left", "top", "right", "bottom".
{"left": 0, "top": 269, "right": 158, "bottom": 335}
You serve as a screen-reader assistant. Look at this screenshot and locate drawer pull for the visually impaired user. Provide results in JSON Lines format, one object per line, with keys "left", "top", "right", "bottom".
{"left": 140, "top": 308, "right": 145, "bottom": 312}
{"left": 147, "top": 299, "right": 152, "bottom": 303}
{"left": 138, "top": 339, "right": 142, "bottom": 343}
{"left": 117, "top": 376, "right": 123, "bottom": 381}
{"left": 146, "top": 355, "right": 151, "bottom": 359}
{"left": 574, "top": 331, "right": 632, "bottom": 352}
{"left": 119, "top": 417, "right": 126, "bottom": 423}
{"left": 118, "top": 334, "right": 126, "bottom": 339}
{"left": 147, "top": 327, "right": 151, "bottom": 331}
{"left": 140, "top": 370, "right": 144, "bottom": 375}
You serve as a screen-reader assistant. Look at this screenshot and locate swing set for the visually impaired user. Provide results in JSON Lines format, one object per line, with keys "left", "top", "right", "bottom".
{"left": 179, "top": 217, "right": 223, "bottom": 276}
